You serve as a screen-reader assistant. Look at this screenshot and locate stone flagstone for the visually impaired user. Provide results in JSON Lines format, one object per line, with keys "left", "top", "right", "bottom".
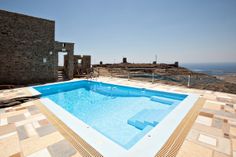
{"left": 0, "top": 134, "right": 21, "bottom": 157}
{"left": 27, "top": 148, "right": 51, "bottom": 157}
{"left": 177, "top": 140, "right": 213, "bottom": 157}
{"left": 36, "top": 124, "right": 56, "bottom": 137}
{"left": 0, "top": 123, "right": 16, "bottom": 136}
{"left": 16, "top": 125, "right": 29, "bottom": 140}
{"left": 8, "top": 114, "right": 26, "bottom": 123}
{"left": 212, "top": 118, "right": 224, "bottom": 129}
{"left": 196, "top": 115, "right": 213, "bottom": 126}
{"left": 230, "top": 126, "right": 236, "bottom": 136}
{"left": 48, "top": 140, "right": 76, "bottom": 157}
{"left": 198, "top": 134, "right": 217, "bottom": 146}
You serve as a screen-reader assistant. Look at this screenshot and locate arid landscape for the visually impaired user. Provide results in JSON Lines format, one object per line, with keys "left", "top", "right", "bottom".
{"left": 94, "top": 63, "right": 236, "bottom": 94}
{"left": 216, "top": 74, "right": 236, "bottom": 84}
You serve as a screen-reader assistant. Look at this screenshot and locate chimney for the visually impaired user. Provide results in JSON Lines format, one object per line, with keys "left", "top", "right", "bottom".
{"left": 174, "top": 61, "right": 179, "bottom": 67}
{"left": 123, "top": 57, "right": 127, "bottom": 63}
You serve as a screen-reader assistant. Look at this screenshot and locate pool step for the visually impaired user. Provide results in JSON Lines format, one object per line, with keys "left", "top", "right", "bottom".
{"left": 150, "top": 96, "right": 174, "bottom": 105}
{"left": 127, "top": 109, "right": 167, "bottom": 130}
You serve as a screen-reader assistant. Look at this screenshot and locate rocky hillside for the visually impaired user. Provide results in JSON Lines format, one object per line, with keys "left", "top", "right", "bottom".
{"left": 93, "top": 64, "right": 236, "bottom": 94}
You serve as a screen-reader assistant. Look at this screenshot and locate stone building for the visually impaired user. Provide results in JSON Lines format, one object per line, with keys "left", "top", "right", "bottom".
{"left": 64, "top": 55, "right": 91, "bottom": 76}
{"left": 54, "top": 41, "right": 74, "bottom": 80}
{"left": 0, "top": 10, "right": 75, "bottom": 85}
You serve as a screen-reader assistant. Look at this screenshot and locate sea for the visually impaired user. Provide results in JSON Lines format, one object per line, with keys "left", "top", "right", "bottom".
{"left": 181, "top": 63, "right": 236, "bottom": 76}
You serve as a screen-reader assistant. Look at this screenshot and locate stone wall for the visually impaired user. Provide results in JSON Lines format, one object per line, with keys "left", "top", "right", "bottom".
{"left": 0, "top": 10, "right": 57, "bottom": 85}
{"left": 54, "top": 41, "right": 74, "bottom": 79}
{"left": 65, "top": 55, "right": 91, "bottom": 75}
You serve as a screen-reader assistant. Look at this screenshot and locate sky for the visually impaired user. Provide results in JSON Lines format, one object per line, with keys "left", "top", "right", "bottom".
{"left": 1, "top": 0, "right": 236, "bottom": 64}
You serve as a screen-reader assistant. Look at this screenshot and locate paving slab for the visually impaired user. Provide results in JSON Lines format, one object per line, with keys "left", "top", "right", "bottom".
{"left": 16, "top": 125, "right": 29, "bottom": 140}
{"left": 48, "top": 140, "right": 76, "bottom": 157}
{"left": 177, "top": 140, "right": 213, "bottom": 157}
{"left": 8, "top": 114, "right": 26, "bottom": 123}
{"left": 36, "top": 124, "right": 56, "bottom": 137}
{"left": 198, "top": 134, "right": 217, "bottom": 146}
{"left": 212, "top": 118, "right": 224, "bottom": 129}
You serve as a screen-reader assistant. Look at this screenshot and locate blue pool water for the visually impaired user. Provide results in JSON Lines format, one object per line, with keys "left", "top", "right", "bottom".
{"left": 34, "top": 80, "right": 187, "bottom": 149}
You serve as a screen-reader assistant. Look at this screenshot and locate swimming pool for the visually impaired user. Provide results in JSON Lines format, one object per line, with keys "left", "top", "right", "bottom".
{"left": 30, "top": 80, "right": 198, "bottom": 157}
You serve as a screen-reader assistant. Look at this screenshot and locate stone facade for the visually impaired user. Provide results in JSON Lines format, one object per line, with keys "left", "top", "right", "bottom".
{"left": 54, "top": 41, "right": 74, "bottom": 79}
{"left": 0, "top": 10, "right": 56, "bottom": 85}
{"left": 0, "top": 10, "right": 75, "bottom": 85}
{"left": 64, "top": 55, "right": 91, "bottom": 76}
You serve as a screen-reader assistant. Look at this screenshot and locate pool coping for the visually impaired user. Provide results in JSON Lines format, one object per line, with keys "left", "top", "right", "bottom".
{"left": 28, "top": 79, "right": 200, "bottom": 157}
{"left": 155, "top": 97, "right": 205, "bottom": 157}
{"left": 34, "top": 99, "right": 103, "bottom": 157}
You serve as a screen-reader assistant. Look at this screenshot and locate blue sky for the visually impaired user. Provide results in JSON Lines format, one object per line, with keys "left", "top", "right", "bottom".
{"left": 1, "top": 0, "right": 236, "bottom": 64}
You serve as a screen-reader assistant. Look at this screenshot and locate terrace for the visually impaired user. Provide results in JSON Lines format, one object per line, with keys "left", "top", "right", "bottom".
{"left": 0, "top": 77, "right": 235, "bottom": 157}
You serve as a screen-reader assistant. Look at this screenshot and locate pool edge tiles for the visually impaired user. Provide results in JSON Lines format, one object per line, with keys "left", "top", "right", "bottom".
{"left": 28, "top": 87, "right": 41, "bottom": 96}
{"left": 29, "top": 80, "right": 199, "bottom": 157}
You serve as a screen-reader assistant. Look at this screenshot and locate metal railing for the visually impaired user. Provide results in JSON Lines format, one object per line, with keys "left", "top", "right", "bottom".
{"left": 94, "top": 67, "right": 221, "bottom": 89}
{"left": 90, "top": 67, "right": 236, "bottom": 94}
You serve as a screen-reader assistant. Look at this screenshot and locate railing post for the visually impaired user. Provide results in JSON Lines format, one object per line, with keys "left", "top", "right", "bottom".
{"left": 128, "top": 72, "right": 130, "bottom": 81}
{"left": 187, "top": 75, "right": 191, "bottom": 87}
{"left": 152, "top": 73, "right": 154, "bottom": 84}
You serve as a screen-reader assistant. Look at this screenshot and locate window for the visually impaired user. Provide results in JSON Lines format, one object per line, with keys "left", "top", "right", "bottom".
{"left": 78, "top": 59, "right": 82, "bottom": 64}
{"left": 43, "top": 58, "right": 47, "bottom": 63}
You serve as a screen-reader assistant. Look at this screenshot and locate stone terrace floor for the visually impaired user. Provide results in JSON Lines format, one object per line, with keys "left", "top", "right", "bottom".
{"left": 0, "top": 76, "right": 236, "bottom": 157}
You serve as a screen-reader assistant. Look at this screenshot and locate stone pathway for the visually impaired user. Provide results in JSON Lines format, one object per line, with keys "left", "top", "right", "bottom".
{"left": 0, "top": 101, "right": 82, "bottom": 157}
{"left": 0, "top": 77, "right": 235, "bottom": 157}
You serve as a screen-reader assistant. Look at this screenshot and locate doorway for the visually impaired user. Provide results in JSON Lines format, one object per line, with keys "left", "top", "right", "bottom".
{"left": 58, "top": 52, "right": 68, "bottom": 81}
